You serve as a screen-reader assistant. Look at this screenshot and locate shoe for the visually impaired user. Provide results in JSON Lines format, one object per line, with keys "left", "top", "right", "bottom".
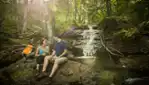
{"left": 35, "top": 72, "right": 40, "bottom": 77}
{"left": 35, "top": 72, "right": 48, "bottom": 81}
{"left": 48, "top": 76, "right": 52, "bottom": 81}
{"left": 45, "top": 77, "right": 52, "bottom": 84}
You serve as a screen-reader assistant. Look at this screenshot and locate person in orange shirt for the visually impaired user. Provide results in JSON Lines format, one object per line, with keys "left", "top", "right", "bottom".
{"left": 22, "top": 40, "right": 34, "bottom": 62}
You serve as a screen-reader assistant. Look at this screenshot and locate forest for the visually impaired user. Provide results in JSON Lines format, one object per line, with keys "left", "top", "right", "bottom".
{"left": 0, "top": 0, "right": 149, "bottom": 85}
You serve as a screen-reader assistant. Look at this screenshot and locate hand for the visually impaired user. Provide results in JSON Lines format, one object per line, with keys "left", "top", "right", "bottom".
{"left": 35, "top": 54, "right": 39, "bottom": 57}
{"left": 53, "top": 56, "right": 57, "bottom": 59}
{"left": 51, "top": 58, "right": 55, "bottom": 62}
{"left": 42, "top": 53, "right": 46, "bottom": 56}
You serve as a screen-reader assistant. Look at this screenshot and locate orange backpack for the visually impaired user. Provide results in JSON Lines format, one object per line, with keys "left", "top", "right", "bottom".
{"left": 23, "top": 44, "right": 33, "bottom": 55}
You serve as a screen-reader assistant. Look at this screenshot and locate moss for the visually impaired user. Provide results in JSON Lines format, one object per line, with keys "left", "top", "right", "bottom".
{"left": 11, "top": 67, "right": 34, "bottom": 80}
{"left": 9, "top": 38, "right": 29, "bottom": 44}
{"left": 120, "top": 56, "right": 149, "bottom": 68}
{"left": 100, "top": 71, "right": 115, "bottom": 79}
{"left": 113, "top": 27, "right": 138, "bottom": 38}
{"left": 99, "top": 71, "right": 116, "bottom": 85}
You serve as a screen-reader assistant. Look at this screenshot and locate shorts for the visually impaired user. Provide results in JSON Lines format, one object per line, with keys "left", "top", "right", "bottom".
{"left": 54, "top": 57, "right": 68, "bottom": 65}
{"left": 36, "top": 55, "right": 45, "bottom": 64}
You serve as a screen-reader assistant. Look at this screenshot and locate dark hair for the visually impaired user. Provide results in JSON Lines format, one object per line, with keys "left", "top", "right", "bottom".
{"left": 40, "top": 40, "right": 44, "bottom": 45}
{"left": 40, "top": 37, "right": 47, "bottom": 45}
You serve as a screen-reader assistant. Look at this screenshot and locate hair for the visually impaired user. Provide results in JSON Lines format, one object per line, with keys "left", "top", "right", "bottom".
{"left": 40, "top": 37, "right": 47, "bottom": 45}
{"left": 40, "top": 39, "right": 44, "bottom": 45}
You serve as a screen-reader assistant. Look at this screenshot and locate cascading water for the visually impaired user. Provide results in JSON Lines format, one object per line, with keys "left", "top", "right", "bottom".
{"left": 77, "top": 25, "right": 102, "bottom": 58}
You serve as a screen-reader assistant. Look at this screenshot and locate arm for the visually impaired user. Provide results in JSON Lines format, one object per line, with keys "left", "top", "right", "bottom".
{"left": 51, "top": 49, "right": 56, "bottom": 56}
{"left": 35, "top": 47, "right": 39, "bottom": 56}
{"left": 59, "top": 49, "right": 68, "bottom": 57}
{"left": 44, "top": 46, "right": 50, "bottom": 55}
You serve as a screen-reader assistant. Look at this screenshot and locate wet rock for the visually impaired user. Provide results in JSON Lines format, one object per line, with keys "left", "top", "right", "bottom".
{"left": 0, "top": 71, "right": 15, "bottom": 85}
{"left": 119, "top": 56, "right": 149, "bottom": 68}
{"left": 0, "top": 45, "right": 25, "bottom": 68}
{"left": 123, "top": 77, "right": 149, "bottom": 85}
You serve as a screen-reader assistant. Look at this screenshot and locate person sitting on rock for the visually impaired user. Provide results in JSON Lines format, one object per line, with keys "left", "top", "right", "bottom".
{"left": 22, "top": 39, "right": 34, "bottom": 62}
{"left": 35, "top": 37, "right": 50, "bottom": 71}
{"left": 37, "top": 36, "right": 68, "bottom": 80}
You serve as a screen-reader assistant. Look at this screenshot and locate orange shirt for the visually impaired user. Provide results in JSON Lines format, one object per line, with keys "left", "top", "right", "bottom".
{"left": 23, "top": 44, "right": 33, "bottom": 55}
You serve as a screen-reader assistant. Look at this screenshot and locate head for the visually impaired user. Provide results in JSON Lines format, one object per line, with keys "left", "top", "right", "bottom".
{"left": 40, "top": 37, "right": 47, "bottom": 46}
{"left": 53, "top": 36, "right": 61, "bottom": 42}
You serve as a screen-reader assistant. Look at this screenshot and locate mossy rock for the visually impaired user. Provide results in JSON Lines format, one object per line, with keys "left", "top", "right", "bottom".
{"left": 98, "top": 17, "right": 136, "bottom": 38}
{"left": 0, "top": 57, "right": 99, "bottom": 85}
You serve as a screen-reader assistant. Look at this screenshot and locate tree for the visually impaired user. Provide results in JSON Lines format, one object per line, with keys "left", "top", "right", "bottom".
{"left": 21, "top": 0, "right": 28, "bottom": 34}
{"left": 106, "top": 0, "right": 111, "bottom": 16}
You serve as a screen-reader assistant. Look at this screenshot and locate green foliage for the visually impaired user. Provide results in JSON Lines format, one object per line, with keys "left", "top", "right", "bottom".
{"left": 52, "top": 0, "right": 149, "bottom": 28}
{"left": 0, "top": 0, "right": 148, "bottom": 39}
{"left": 0, "top": 2, "right": 18, "bottom": 35}
{"left": 107, "top": 16, "right": 130, "bottom": 22}
{"left": 114, "top": 27, "right": 138, "bottom": 38}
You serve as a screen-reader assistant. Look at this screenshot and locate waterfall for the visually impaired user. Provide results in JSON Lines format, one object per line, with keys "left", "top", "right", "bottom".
{"left": 76, "top": 25, "right": 102, "bottom": 58}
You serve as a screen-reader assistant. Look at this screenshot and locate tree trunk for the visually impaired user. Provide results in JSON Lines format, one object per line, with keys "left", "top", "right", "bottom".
{"left": 22, "top": 0, "right": 28, "bottom": 34}
{"left": 106, "top": 0, "right": 111, "bottom": 16}
{"left": 116, "top": 0, "right": 119, "bottom": 13}
{"left": 44, "top": 2, "right": 54, "bottom": 44}
{"left": 73, "top": 0, "right": 77, "bottom": 23}
{"left": 65, "top": 0, "right": 70, "bottom": 22}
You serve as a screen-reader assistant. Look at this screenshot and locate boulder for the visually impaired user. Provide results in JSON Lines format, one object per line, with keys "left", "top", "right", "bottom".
{"left": 0, "top": 57, "right": 99, "bottom": 85}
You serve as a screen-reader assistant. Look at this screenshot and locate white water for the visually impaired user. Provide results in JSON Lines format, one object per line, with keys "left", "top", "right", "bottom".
{"left": 77, "top": 25, "right": 102, "bottom": 58}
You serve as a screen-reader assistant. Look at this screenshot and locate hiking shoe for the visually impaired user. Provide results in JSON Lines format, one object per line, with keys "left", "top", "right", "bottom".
{"left": 45, "top": 77, "right": 52, "bottom": 85}
{"left": 42, "top": 72, "right": 48, "bottom": 76}
{"left": 35, "top": 72, "right": 48, "bottom": 81}
{"left": 48, "top": 77, "right": 52, "bottom": 81}
{"left": 35, "top": 72, "right": 40, "bottom": 77}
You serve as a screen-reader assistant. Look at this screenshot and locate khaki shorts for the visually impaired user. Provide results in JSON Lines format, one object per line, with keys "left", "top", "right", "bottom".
{"left": 54, "top": 57, "right": 68, "bottom": 65}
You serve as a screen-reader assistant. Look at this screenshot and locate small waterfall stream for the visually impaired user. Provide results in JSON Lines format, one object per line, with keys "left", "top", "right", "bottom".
{"left": 75, "top": 25, "right": 102, "bottom": 58}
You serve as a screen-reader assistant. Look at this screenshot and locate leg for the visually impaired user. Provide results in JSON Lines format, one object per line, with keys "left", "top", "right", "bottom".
{"left": 49, "top": 62, "right": 59, "bottom": 77}
{"left": 42, "top": 55, "right": 53, "bottom": 72}
{"left": 35, "top": 55, "right": 53, "bottom": 81}
{"left": 49, "top": 57, "right": 68, "bottom": 78}
{"left": 36, "top": 55, "right": 45, "bottom": 71}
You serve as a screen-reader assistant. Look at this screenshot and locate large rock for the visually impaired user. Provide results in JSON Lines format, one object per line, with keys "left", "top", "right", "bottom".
{"left": 0, "top": 57, "right": 99, "bottom": 85}
{"left": 98, "top": 17, "right": 149, "bottom": 55}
